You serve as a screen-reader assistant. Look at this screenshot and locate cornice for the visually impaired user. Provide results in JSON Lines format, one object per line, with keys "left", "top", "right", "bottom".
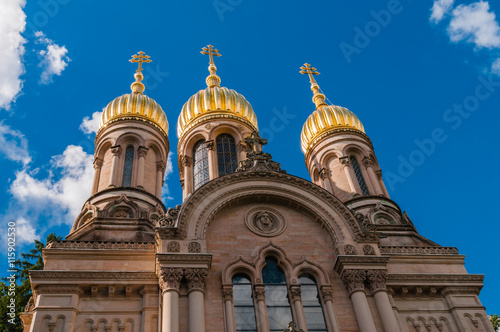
{"left": 387, "top": 274, "right": 484, "bottom": 284}
{"left": 334, "top": 255, "right": 390, "bottom": 273}
{"left": 46, "top": 241, "right": 155, "bottom": 250}
{"left": 156, "top": 253, "right": 212, "bottom": 268}
{"left": 379, "top": 246, "right": 459, "bottom": 255}
{"left": 30, "top": 271, "right": 157, "bottom": 281}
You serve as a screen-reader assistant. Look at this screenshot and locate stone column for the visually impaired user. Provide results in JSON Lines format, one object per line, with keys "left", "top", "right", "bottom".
{"left": 341, "top": 270, "right": 377, "bottom": 332}
{"left": 206, "top": 140, "right": 216, "bottom": 179}
{"left": 159, "top": 268, "right": 183, "bottom": 332}
{"left": 366, "top": 270, "right": 399, "bottom": 332}
{"left": 375, "top": 170, "right": 390, "bottom": 198}
{"left": 91, "top": 158, "right": 103, "bottom": 195}
{"left": 136, "top": 146, "right": 149, "bottom": 189}
{"left": 222, "top": 285, "right": 236, "bottom": 332}
{"left": 109, "top": 145, "right": 121, "bottom": 187}
{"left": 362, "top": 158, "right": 384, "bottom": 196}
{"left": 185, "top": 268, "right": 208, "bottom": 332}
{"left": 156, "top": 161, "right": 166, "bottom": 199}
{"left": 319, "top": 168, "right": 334, "bottom": 194}
{"left": 181, "top": 155, "right": 192, "bottom": 200}
{"left": 253, "top": 285, "right": 269, "bottom": 332}
{"left": 339, "top": 157, "right": 356, "bottom": 193}
{"left": 320, "top": 286, "right": 341, "bottom": 332}
{"left": 289, "top": 285, "right": 307, "bottom": 332}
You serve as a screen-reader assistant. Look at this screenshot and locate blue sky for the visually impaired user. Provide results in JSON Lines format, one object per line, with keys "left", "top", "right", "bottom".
{"left": 1, "top": 0, "right": 499, "bottom": 314}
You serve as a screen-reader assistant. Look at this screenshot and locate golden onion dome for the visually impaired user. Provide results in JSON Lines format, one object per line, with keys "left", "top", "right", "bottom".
{"left": 177, "top": 45, "right": 258, "bottom": 138}
{"left": 98, "top": 52, "right": 168, "bottom": 136}
{"left": 299, "top": 63, "right": 365, "bottom": 154}
{"left": 300, "top": 104, "right": 364, "bottom": 153}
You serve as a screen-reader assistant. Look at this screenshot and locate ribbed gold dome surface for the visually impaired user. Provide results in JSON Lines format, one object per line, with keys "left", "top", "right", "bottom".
{"left": 100, "top": 92, "right": 169, "bottom": 135}
{"left": 300, "top": 104, "right": 365, "bottom": 153}
{"left": 177, "top": 86, "right": 258, "bottom": 138}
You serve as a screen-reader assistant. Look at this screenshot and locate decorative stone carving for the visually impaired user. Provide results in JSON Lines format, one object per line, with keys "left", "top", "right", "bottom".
{"left": 48, "top": 323, "right": 56, "bottom": 332}
{"left": 158, "top": 205, "right": 181, "bottom": 227}
{"left": 205, "top": 140, "right": 214, "bottom": 150}
{"left": 344, "top": 244, "right": 357, "bottom": 255}
{"left": 185, "top": 268, "right": 208, "bottom": 292}
{"left": 181, "top": 155, "right": 192, "bottom": 167}
{"left": 319, "top": 167, "right": 329, "bottom": 180}
{"left": 110, "top": 145, "right": 122, "bottom": 156}
{"left": 379, "top": 246, "right": 459, "bottom": 255}
{"left": 105, "top": 326, "right": 112, "bottom": 332}
{"left": 93, "top": 158, "right": 103, "bottom": 169}
{"left": 244, "top": 206, "right": 286, "bottom": 237}
{"left": 366, "top": 269, "right": 387, "bottom": 292}
{"left": 110, "top": 206, "right": 134, "bottom": 218}
{"left": 167, "top": 241, "right": 180, "bottom": 253}
{"left": 222, "top": 285, "right": 233, "bottom": 301}
{"left": 236, "top": 134, "right": 286, "bottom": 173}
{"left": 289, "top": 285, "right": 302, "bottom": 302}
{"left": 341, "top": 269, "right": 366, "bottom": 294}
{"left": 320, "top": 286, "right": 333, "bottom": 301}
{"left": 363, "top": 245, "right": 376, "bottom": 255}
{"left": 91, "top": 326, "right": 98, "bottom": 332}
{"left": 471, "top": 319, "right": 479, "bottom": 328}
{"left": 253, "top": 285, "right": 265, "bottom": 301}
{"left": 188, "top": 241, "right": 201, "bottom": 253}
{"left": 118, "top": 327, "right": 125, "bottom": 332}
{"left": 156, "top": 161, "right": 166, "bottom": 172}
{"left": 362, "top": 156, "right": 374, "bottom": 168}
{"left": 159, "top": 268, "right": 184, "bottom": 292}
{"left": 375, "top": 169, "right": 383, "bottom": 180}
{"left": 46, "top": 241, "right": 155, "bottom": 250}
{"left": 137, "top": 146, "right": 149, "bottom": 158}
{"left": 339, "top": 156, "right": 350, "bottom": 167}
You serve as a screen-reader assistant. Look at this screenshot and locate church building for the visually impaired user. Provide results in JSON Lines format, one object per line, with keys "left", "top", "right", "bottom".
{"left": 20, "top": 47, "right": 493, "bottom": 332}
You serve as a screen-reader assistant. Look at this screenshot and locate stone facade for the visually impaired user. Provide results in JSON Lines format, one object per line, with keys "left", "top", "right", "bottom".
{"left": 21, "top": 57, "right": 493, "bottom": 332}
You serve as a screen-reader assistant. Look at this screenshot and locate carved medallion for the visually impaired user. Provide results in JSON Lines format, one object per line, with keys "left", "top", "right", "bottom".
{"left": 244, "top": 206, "right": 286, "bottom": 237}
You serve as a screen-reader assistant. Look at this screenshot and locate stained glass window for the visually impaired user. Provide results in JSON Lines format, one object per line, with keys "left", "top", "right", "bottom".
{"left": 122, "top": 146, "right": 134, "bottom": 187}
{"left": 262, "top": 258, "right": 293, "bottom": 332}
{"left": 216, "top": 134, "right": 238, "bottom": 176}
{"left": 350, "top": 156, "right": 370, "bottom": 195}
{"left": 193, "top": 139, "right": 209, "bottom": 190}
{"left": 233, "top": 274, "right": 257, "bottom": 332}
{"left": 299, "top": 275, "right": 327, "bottom": 332}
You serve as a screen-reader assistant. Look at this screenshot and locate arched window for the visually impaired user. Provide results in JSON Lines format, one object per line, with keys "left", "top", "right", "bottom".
{"left": 216, "top": 134, "right": 238, "bottom": 176}
{"left": 262, "top": 258, "right": 293, "bottom": 332}
{"left": 299, "top": 275, "right": 327, "bottom": 332}
{"left": 232, "top": 274, "right": 257, "bottom": 332}
{"left": 193, "top": 139, "right": 209, "bottom": 190}
{"left": 350, "top": 156, "right": 370, "bottom": 195}
{"left": 122, "top": 146, "right": 134, "bottom": 187}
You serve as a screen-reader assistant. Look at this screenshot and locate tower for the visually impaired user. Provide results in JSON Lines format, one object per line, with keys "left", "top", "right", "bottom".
{"left": 176, "top": 45, "right": 259, "bottom": 200}
{"left": 67, "top": 52, "right": 170, "bottom": 242}
{"left": 300, "top": 64, "right": 389, "bottom": 202}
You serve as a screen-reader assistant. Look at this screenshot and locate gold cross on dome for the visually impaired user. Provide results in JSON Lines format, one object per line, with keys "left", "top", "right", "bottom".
{"left": 201, "top": 44, "right": 221, "bottom": 64}
{"left": 129, "top": 51, "right": 152, "bottom": 74}
{"left": 300, "top": 63, "right": 320, "bottom": 84}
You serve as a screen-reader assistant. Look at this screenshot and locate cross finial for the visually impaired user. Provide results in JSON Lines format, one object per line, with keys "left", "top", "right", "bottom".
{"left": 299, "top": 63, "right": 328, "bottom": 109}
{"left": 201, "top": 44, "right": 221, "bottom": 65}
{"left": 201, "top": 44, "right": 222, "bottom": 87}
{"left": 300, "top": 63, "right": 320, "bottom": 84}
{"left": 129, "top": 51, "right": 152, "bottom": 74}
{"left": 244, "top": 131, "right": 268, "bottom": 153}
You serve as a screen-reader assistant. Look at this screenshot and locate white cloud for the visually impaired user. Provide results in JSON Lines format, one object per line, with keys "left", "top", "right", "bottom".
{"left": 10, "top": 145, "right": 94, "bottom": 225}
{"left": 35, "top": 31, "right": 70, "bottom": 84}
{"left": 0, "top": 0, "right": 26, "bottom": 110}
{"left": 430, "top": 0, "right": 455, "bottom": 23}
{"left": 447, "top": 1, "right": 500, "bottom": 48}
{"left": 80, "top": 111, "right": 103, "bottom": 134}
{"left": 492, "top": 57, "right": 500, "bottom": 75}
{"left": 16, "top": 217, "right": 39, "bottom": 245}
{"left": 162, "top": 152, "right": 174, "bottom": 201}
{"left": 0, "top": 121, "right": 31, "bottom": 165}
